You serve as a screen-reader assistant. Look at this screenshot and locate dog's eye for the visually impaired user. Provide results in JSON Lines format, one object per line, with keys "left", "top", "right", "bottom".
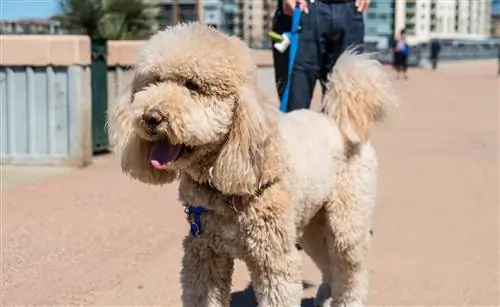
{"left": 185, "top": 80, "right": 201, "bottom": 92}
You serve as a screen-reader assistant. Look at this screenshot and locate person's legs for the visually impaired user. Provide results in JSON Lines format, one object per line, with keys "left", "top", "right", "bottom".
{"left": 402, "top": 54, "right": 409, "bottom": 79}
{"left": 272, "top": 6, "right": 322, "bottom": 112}
{"left": 431, "top": 57, "right": 438, "bottom": 70}
{"left": 394, "top": 52, "right": 402, "bottom": 79}
{"left": 319, "top": 0, "right": 364, "bottom": 87}
{"left": 336, "top": 1, "right": 365, "bottom": 54}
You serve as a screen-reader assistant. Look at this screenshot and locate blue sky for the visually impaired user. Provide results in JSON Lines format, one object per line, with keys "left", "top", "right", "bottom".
{"left": 1, "top": 0, "right": 58, "bottom": 20}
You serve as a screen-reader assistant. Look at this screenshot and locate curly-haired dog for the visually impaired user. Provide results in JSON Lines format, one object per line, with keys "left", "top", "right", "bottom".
{"left": 108, "top": 23, "right": 396, "bottom": 307}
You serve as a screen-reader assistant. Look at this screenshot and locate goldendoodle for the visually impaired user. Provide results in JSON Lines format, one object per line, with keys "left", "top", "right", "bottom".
{"left": 108, "top": 23, "right": 396, "bottom": 307}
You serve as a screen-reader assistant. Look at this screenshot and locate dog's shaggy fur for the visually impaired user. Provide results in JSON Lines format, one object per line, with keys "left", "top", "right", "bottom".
{"left": 108, "top": 23, "right": 396, "bottom": 307}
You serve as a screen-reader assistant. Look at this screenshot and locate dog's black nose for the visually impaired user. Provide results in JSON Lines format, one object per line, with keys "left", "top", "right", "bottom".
{"left": 142, "top": 108, "right": 164, "bottom": 129}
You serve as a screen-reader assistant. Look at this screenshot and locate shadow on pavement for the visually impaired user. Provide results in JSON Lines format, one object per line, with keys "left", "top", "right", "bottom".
{"left": 230, "top": 281, "right": 316, "bottom": 307}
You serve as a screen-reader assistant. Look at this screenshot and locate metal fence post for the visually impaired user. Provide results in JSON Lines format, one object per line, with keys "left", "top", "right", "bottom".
{"left": 90, "top": 37, "right": 109, "bottom": 153}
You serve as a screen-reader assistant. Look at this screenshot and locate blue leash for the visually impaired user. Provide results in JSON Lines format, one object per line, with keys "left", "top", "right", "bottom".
{"left": 280, "top": 5, "right": 302, "bottom": 113}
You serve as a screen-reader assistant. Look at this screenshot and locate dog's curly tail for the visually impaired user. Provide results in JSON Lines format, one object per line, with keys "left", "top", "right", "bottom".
{"left": 322, "top": 49, "right": 398, "bottom": 145}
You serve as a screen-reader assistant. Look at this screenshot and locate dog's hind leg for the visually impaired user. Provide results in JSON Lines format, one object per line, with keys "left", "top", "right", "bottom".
{"left": 180, "top": 236, "right": 234, "bottom": 307}
{"left": 323, "top": 145, "right": 378, "bottom": 307}
{"left": 298, "top": 208, "right": 333, "bottom": 307}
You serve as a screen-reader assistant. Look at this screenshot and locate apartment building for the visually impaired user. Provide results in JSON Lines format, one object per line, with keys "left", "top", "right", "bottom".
{"left": 364, "top": 0, "right": 396, "bottom": 48}
{"left": 492, "top": 14, "right": 500, "bottom": 37}
{"left": 158, "top": 0, "right": 274, "bottom": 47}
{"left": 158, "top": 0, "right": 196, "bottom": 27}
{"left": 395, "top": 0, "right": 491, "bottom": 44}
{"left": 220, "top": 0, "right": 275, "bottom": 48}
{"left": 241, "top": 0, "right": 276, "bottom": 47}
{"left": 203, "top": 0, "right": 223, "bottom": 28}
{"left": 492, "top": 0, "right": 500, "bottom": 37}
{"left": 158, "top": 0, "right": 220, "bottom": 29}
{"left": 0, "top": 19, "right": 63, "bottom": 35}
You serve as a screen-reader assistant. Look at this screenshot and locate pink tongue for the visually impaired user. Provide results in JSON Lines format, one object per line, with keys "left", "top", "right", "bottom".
{"left": 150, "top": 140, "right": 182, "bottom": 170}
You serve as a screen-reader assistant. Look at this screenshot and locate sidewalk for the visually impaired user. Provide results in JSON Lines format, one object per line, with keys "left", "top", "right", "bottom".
{"left": 2, "top": 60, "right": 498, "bottom": 306}
{"left": 1, "top": 165, "right": 72, "bottom": 191}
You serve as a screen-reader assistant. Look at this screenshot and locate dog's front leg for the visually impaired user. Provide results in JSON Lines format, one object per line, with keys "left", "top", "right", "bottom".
{"left": 241, "top": 193, "right": 303, "bottom": 307}
{"left": 180, "top": 236, "right": 234, "bottom": 307}
{"left": 246, "top": 245, "right": 302, "bottom": 307}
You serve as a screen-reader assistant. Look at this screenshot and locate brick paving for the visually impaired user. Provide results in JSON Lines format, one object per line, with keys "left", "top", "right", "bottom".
{"left": 2, "top": 61, "right": 499, "bottom": 306}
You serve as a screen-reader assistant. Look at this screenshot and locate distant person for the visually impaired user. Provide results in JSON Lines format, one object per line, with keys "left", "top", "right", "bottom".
{"left": 430, "top": 39, "right": 441, "bottom": 70}
{"left": 497, "top": 44, "right": 500, "bottom": 76}
{"left": 392, "top": 29, "right": 410, "bottom": 79}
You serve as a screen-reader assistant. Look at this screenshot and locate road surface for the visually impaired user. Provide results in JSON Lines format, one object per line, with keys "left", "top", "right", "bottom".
{"left": 2, "top": 60, "right": 499, "bottom": 306}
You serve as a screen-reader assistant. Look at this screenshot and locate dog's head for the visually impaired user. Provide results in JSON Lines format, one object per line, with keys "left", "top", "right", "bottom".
{"left": 108, "top": 23, "right": 273, "bottom": 195}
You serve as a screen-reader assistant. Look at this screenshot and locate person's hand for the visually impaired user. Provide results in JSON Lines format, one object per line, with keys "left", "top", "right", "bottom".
{"left": 283, "top": 0, "right": 309, "bottom": 16}
{"left": 355, "top": 0, "right": 370, "bottom": 13}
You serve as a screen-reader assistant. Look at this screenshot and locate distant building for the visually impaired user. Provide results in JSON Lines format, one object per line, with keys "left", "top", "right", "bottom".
{"left": 492, "top": 0, "right": 500, "bottom": 37}
{"left": 158, "top": 0, "right": 200, "bottom": 29}
{"left": 241, "top": 0, "right": 275, "bottom": 48}
{"left": 220, "top": 0, "right": 275, "bottom": 48}
{"left": 220, "top": 0, "right": 243, "bottom": 37}
{"left": 157, "top": 0, "right": 224, "bottom": 30}
{"left": 492, "top": 14, "right": 500, "bottom": 37}
{"left": 395, "top": 0, "right": 492, "bottom": 44}
{"left": 204, "top": 0, "right": 223, "bottom": 29}
{"left": 0, "top": 18, "right": 64, "bottom": 35}
{"left": 157, "top": 0, "right": 276, "bottom": 48}
{"left": 493, "top": 0, "right": 500, "bottom": 14}
{"left": 364, "top": 0, "right": 396, "bottom": 49}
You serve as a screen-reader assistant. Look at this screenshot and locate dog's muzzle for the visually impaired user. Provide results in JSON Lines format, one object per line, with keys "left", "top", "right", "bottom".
{"left": 142, "top": 108, "right": 164, "bottom": 130}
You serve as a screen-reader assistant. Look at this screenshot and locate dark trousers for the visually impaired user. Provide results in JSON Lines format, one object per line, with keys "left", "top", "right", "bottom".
{"left": 394, "top": 51, "right": 408, "bottom": 72}
{"left": 430, "top": 57, "right": 439, "bottom": 70}
{"left": 272, "top": 0, "right": 365, "bottom": 112}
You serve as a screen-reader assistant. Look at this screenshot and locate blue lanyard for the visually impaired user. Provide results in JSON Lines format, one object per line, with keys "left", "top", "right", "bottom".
{"left": 279, "top": 5, "right": 302, "bottom": 113}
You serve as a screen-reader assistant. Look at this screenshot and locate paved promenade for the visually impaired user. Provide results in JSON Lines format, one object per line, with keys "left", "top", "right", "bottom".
{"left": 2, "top": 60, "right": 499, "bottom": 306}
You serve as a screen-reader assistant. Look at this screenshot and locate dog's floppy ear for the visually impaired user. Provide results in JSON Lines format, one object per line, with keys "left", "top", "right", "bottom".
{"left": 107, "top": 80, "right": 178, "bottom": 185}
{"left": 210, "top": 86, "right": 268, "bottom": 195}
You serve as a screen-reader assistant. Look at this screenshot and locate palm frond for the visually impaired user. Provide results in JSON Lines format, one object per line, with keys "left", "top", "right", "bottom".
{"left": 55, "top": 0, "right": 159, "bottom": 39}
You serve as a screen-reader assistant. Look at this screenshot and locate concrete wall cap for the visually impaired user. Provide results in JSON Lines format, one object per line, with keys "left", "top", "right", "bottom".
{"left": 0, "top": 35, "right": 90, "bottom": 66}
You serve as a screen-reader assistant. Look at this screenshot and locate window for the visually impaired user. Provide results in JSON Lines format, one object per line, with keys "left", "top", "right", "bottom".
{"left": 405, "top": 23, "right": 416, "bottom": 35}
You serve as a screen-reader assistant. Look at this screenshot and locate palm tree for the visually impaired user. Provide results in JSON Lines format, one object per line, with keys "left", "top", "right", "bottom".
{"left": 55, "top": 0, "right": 105, "bottom": 37}
{"left": 54, "top": 0, "right": 159, "bottom": 39}
{"left": 101, "top": 0, "right": 160, "bottom": 39}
